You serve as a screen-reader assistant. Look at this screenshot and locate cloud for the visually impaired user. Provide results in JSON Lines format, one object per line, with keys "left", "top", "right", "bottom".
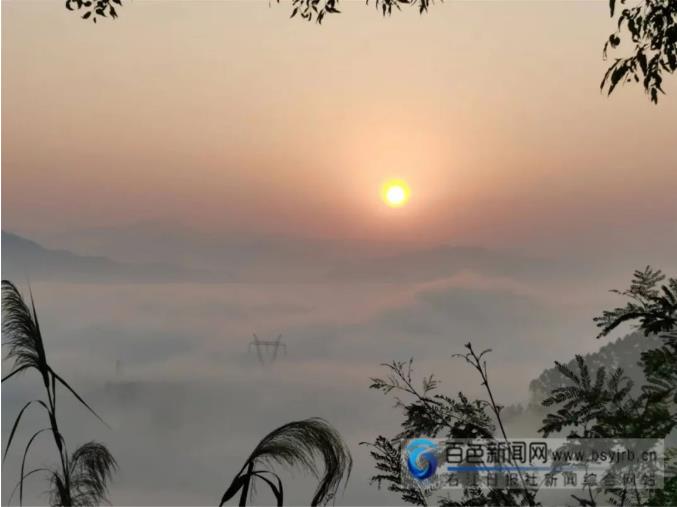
{"left": 2, "top": 273, "right": 602, "bottom": 505}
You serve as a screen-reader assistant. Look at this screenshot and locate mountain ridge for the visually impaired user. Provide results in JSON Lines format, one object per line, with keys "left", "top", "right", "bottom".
{"left": 1, "top": 231, "right": 215, "bottom": 283}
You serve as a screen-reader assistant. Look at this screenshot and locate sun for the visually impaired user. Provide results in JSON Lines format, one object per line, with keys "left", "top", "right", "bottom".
{"left": 381, "top": 179, "right": 410, "bottom": 208}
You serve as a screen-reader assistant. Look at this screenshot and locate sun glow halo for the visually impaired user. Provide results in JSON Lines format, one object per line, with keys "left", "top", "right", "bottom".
{"left": 381, "top": 179, "right": 410, "bottom": 208}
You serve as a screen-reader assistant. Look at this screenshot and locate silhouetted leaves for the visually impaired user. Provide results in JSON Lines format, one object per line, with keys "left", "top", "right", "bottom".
{"left": 364, "top": 355, "right": 536, "bottom": 506}
{"left": 594, "top": 267, "right": 676, "bottom": 338}
{"left": 640, "top": 330, "right": 677, "bottom": 402}
{"left": 62, "top": 0, "right": 675, "bottom": 102}
{"left": 602, "top": 0, "right": 677, "bottom": 102}
{"left": 64, "top": 0, "right": 439, "bottom": 24}
{"left": 65, "top": 0, "right": 121, "bottom": 22}
{"left": 281, "top": 0, "right": 436, "bottom": 23}
{"left": 540, "top": 355, "right": 675, "bottom": 505}
{"left": 540, "top": 268, "right": 677, "bottom": 505}
{"left": 593, "top": 267, "right": 677, "bottom": 403}
{"left": 363, "top": 436, "right": 426, "bottom": 506}
{"left": 529, "top": 331, "right": 662, "bottom": 404}
{"left": 369, "top": 358, "right": 495, "bottom": 441}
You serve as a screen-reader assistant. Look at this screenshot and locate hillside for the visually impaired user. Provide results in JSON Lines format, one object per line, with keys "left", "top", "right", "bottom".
{"left": 1, "top": 231, "right": 213, "bottom": 283}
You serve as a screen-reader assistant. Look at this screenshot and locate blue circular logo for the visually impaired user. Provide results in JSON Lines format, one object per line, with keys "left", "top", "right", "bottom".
{"left": 406, "top": 438, "right": 438, "bottom": 480}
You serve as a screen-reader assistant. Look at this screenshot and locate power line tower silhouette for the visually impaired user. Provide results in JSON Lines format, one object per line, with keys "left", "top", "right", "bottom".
{"left": 249, "top": 333, "right": 286, "bottom": 365}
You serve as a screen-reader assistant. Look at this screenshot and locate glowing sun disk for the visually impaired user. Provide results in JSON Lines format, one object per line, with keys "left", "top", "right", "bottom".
{"left": 382, "top": 180, "right": 410, "bottom": 208}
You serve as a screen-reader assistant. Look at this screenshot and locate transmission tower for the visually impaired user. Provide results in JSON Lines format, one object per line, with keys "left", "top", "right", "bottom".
{"left": 249, "top": 333, "right": 287, "bottom": 365}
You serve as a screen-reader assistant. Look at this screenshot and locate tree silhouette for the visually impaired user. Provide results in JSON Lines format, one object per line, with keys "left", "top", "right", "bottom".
{"left": 594, "top": 266, "right": 677, "bottom": 404}
{"left": 2, "top": 280, "right": 117, "bottom": 506}
{"left": 529, "top": 331, "right": 662, "bottom": 404}
{"left": 540, "top": 267, "right": 677, "bottom": 506}
{"left": 363, "top": 351, "right": 536, "bottom": 506}
{"left": 364, "top": 269, "right": 677, "bottom": 506}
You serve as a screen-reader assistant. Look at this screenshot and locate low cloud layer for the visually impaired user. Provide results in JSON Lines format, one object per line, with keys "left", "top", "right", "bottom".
{"left": 1, "top": 268, "right": 624, "bottom": 505}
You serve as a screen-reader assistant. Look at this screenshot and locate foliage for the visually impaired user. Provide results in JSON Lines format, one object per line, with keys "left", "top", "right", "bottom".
{"left": 219, "top": 417, "right": 352, "bottom": 506}
{"left": 528, "top": 331, "right": 661, "bottom": 403}
{"left": 2, "top": 280, "right": 116, "bottom": 506}
{"left": 644, "top": 447, "right": 677, "bottom": 506}
{"left": 640, "top": 330, "right": 677, "bottom": 402}
{"left": 369, "top": 358, "right": 495, "bottom": 441}
{"left": 62, "top": 0, "right": 675, "bottom": 102}
{"left": 601, "top": 0, "right": 677, "bottom": 102}
{"left": 593, "top": 266, "right": 677, "bottom": 403}
{"left": 363, "top": 350, "right": 536, "bottom": 506}
{"left": 63, "top": 0, "right": 437, "bottom": 24}
{"left": 539, "top": 355, "right": 674, "bottom": 439}
{"left": 594, "top": 266, "right": 677, "bottom": 339}
{"left": 540, "top": 267, "right": 677, "bottom": 506}
{"left": 65, "top": 0, "right": 121, "bottom": 22}
{"left": 281, "top": 0, "right": 436, "bottom": 23}
{"left": 365, "top": 269, "right": 677, "bottom": 506}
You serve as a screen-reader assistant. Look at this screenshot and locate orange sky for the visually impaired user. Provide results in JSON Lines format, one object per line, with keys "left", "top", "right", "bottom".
{"left": 3, "top": 0, "right": 676, "bottom": 250}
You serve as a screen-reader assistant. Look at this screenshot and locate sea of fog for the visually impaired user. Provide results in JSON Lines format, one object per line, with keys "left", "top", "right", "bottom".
{"left": 1, "top": 278, "right": 624, "bottom": 505}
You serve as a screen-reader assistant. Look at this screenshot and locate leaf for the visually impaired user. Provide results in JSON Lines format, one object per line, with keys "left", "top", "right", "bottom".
{"left": 7, "top": 467, "right": 51, "bottom": 506}
{"left": 49, "top": 367, "right": 109, "bottom": 428}
{"left": 19, "top": 428, "right": 52, "bottom": 507}
{"left": 251, "top": 470, "right": 284, "bottom": 506}
{"left": 219, "top": 474, "right": 247, "bottom": 506}
{"left": 4, "top": 400, "right": 50, "bottom": 462}
{"left": 2, "top": 364, "right": 32, "bottom": 383}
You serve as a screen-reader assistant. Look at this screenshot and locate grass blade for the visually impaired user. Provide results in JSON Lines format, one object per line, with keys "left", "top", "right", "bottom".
{"left": 219, "top": 474, "right": 247, "bottom": 506}
{"left": 49, "top": 367, "right": 110, "bottom": 428}
{"left": 8, "top": 467, "right": 51, "bottom": 506}
{"left": 4, "top": 400, "right": 49, "bottom": 462}
{"left": 251, "top": 470, "right": 284, "bottom": 506}
{"left": 2, "top": 364, "right": 31, "bottom": 383}
{"left": 19, "top": 428, "right": 52, "bottom": 506}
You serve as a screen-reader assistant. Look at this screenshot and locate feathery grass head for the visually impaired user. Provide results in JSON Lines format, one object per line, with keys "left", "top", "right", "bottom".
{"left": 42, "top": 442, "right": 118, "bottom": 507}
{"left": 221, "top": 417, "right": 352, "bottom": 506}
{"left": 67, "top": 442, "right": 118, "bottom": 506}
{"left": 247, "top": 417, "right": 352, "bottom": 505}
{"left": 2, "top": 280, "right": 48, "bottom": 379}
{"left": 2, "top": 279, "right": 115, "bottom": 507}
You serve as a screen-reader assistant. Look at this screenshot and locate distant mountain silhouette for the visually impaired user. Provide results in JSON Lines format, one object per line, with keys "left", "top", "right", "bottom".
{"left": 2, "top": 231, "right": 214, "bottom": 283}
{"left": 39, "top": 220, "right": 420, "bottom": 280}
{"left": 38, "top": 221, "right": 561, "bottom": 283}
{"left": 529, "top": 331, "right": 662, "bottom": 403}
{"left": 327, "top": 244, "right": 554, "bottom": 283}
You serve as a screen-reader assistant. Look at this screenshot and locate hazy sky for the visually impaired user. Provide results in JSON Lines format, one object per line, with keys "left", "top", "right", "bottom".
{"left": 3, "top": 5, "right": 676, "bottom": 504}
{"left": 2, "top": 0, "right": 677, "bottom": 252}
